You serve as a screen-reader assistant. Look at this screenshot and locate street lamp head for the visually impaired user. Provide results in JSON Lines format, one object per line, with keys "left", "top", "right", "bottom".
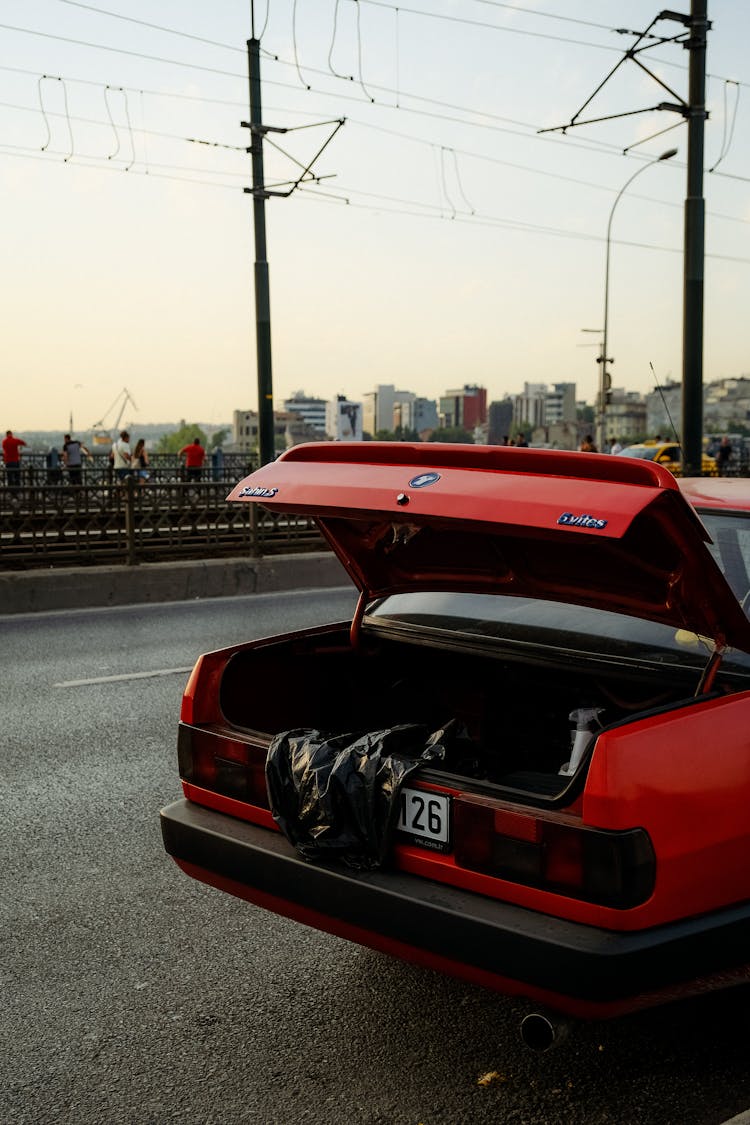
{"left": 658, "top": 147, "right": 679, "bottom": 161}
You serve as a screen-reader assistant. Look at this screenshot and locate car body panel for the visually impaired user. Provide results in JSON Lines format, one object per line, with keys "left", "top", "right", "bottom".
{"left": 678, "top": 476, "right": 750, "bottom": 510}
{"left": 584, "top": 690, "right": 750, "bottom": 924}
{"left": 161, "top": 797, "right": 750, "bottom": 1020}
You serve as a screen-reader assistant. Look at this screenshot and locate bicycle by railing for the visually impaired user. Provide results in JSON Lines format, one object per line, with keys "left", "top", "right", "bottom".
{"left": 0, "top": 476, "right": 324, "bottom": 569}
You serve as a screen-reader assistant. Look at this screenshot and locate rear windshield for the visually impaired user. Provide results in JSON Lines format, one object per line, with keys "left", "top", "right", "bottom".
{"left": 701, "top": 510, "right": 750, "bottom": 607}
{"left": 365, "top": 508, "right": 750, "bottom": 677}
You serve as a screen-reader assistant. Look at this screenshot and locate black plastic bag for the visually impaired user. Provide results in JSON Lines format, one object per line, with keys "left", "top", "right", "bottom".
{"left": 266, "top": 720, "right": 471, "bottom": 870}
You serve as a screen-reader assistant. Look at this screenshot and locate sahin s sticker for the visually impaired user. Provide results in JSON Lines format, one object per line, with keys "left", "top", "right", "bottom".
{"left": 238, "top": 485, "right": 278, "bottom": 498}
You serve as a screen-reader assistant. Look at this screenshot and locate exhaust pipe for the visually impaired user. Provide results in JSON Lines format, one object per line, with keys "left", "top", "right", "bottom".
{"left": 519, "top": 1011, "right": 569, "bottom": 1051}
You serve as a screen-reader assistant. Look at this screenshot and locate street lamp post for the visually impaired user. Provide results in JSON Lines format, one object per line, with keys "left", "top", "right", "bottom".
{"left": 597, "top": 147, "right": 678, "bottom": 452}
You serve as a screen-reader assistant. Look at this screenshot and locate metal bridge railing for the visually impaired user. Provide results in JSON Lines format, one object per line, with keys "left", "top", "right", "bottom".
{"left": 0, "top": 477, "right": 324, "bottom": 569}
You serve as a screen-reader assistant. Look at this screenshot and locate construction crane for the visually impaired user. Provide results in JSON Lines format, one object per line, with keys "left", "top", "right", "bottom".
{"left": 90, "top": 388, "right": 138, "bottom": 448}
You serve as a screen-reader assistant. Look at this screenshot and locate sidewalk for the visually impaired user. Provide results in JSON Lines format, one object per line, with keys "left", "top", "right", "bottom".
{"left": 0, "top": 551, "right": 350, "bottom": 614}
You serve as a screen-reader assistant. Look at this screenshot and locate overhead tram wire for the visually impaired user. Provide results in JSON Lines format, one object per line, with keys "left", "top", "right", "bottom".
{"left": 0, "top": 25, "right": 633, "bottom": 162}
{"left": 0, "top": 134, "right": 747, "bottom": 267}
{"left": 54, "top": 0, "right": 245, "bottom": 54}
{"left": 32, "top": 3, "right": 750, "bottom": 92}
{"left": 3, "top": 19, "right": 747, "bottom": 155}
{"left": 2, "top": 85, "right": 743, "bottom": 227}
{"left": 6, "top": 14, "right": 749, "bottom": 214}
{"left": 0, "top": 141, "right": 248, "bottom": 189}
{"left": 1, "top": 85, "right": 746, "bottom": 229}
{"left": 6, "top": 8, "right": 746, "bottom": 259}
{"left": 354, "top": 0, "right": 625, "bottom": 50}
{"left": 467, "top": 0, "right": 618, "bottom": 32}
{"left": 0, "top": 97, "right": 247, "bottom": 152}
{"left": 0, "top": 21, "right": 599, "bottom": 139}
{"left": 294, "top": 182, "right": 750, "bottom": 264}
{"left": 0, "top": 23, "right": 242, "bottom": 79}
{"left": 346, "top": 116, "right": 750, "bottom": 228}
{"left": 52, "top": 0, "right": 618, "bottom": 40}
{"left": 50, "top": 0, "right": 640, "bottom": 56}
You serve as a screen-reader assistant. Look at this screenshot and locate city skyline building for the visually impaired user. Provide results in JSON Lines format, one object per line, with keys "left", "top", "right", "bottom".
{"left": 282, "top": 391, "right": 327, "bottom": 435}
{"left": 326, "top": 396, "right": 364, "bottom": 442}
{"left": 439, "top": 385, "right": 488, "bottom": 431}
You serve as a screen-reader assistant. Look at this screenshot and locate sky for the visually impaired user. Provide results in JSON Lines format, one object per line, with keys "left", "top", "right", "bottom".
{"left": 2, "top": 0, "right": 749, "bottom": 433}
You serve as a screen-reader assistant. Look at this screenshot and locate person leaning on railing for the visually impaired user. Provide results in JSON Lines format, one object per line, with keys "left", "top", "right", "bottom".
{"left": 179, "top": 437, "right": 206, "bottom": 482}
{"left": 62, "top": 434, "right": 91, "bottom": 486}
{"left": 132, "top": 439, "right": 151, "bottom": 485}
{"left": 2, "top": 430, "right": 27, "bottom": 487}
{"left": 110, "top": 430, "right": 132, "bottom": 483}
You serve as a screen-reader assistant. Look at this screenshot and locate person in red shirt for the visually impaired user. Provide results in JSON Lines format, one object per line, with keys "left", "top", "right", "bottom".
{"left": 179, "top": 437, "right": 206, "bottom": 481}
{"left": 3, "top": 430, "right": 27, "bottom": 488}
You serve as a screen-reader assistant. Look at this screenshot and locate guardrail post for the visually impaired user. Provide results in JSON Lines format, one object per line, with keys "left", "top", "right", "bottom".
{"left": 124, "top": 475, "right": 137, "bottom": 566}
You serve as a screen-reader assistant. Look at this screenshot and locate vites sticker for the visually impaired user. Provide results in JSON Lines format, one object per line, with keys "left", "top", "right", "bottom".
{"left": 557, "top": 512, "right": 608, "bottom": 529}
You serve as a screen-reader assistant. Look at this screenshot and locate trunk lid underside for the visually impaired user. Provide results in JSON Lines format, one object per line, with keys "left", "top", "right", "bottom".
{"left": 228, "top": 443, "right": 750, "bottom": 653}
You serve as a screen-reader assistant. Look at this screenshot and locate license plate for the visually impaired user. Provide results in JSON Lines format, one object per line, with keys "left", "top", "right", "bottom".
{"left": 396, "top": 787, "right": 451, "bottom": 852}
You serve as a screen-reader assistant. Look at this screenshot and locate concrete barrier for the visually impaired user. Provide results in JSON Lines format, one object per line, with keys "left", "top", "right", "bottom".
{"left": 0, "top": 552, "right": 351, "bottom": 615}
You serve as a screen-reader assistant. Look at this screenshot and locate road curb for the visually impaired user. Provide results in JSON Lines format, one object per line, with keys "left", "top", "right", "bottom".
{"left": 0, "top": 552, "right": 350, "bottom": 614}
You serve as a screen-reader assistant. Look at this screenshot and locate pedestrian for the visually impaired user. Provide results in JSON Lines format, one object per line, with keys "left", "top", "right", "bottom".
{"left": 610, "top": 437, "right": 623, "bottom": 455}
{"left": 46, "top": 444, "right": 62, "bottom": 484}
{"left": 132, "top": 438, "right": 150, "bottom": 484}
{"left": 179, "top": 437, "right": 206, "bottom": 482}
{"left": 716, "top": 435, "right": 733, "bottom": 476}
{"left": 515, "top": 433, "right": 529, "bottom": 448}
{"left": 111, "top": 429, "right": 132, "bottom": 483}
{"left": 2, "top": 429, "right": 27, "bottom": 487}
{"left": 211, "top": 445, "right": 224, "bottom": 482}
{"left": 579, "top": 434, "right": 597, "bottom": 452}
{"left": 62, "top": 433, "right": 91, "bottom": 486}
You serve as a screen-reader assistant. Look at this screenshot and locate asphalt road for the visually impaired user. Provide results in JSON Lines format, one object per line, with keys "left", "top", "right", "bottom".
{"left": 3, "top": 589, "right": 750, "bottom": 1125}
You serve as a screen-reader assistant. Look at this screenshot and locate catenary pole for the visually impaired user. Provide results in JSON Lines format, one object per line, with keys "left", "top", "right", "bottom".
{"left": 681, "top": 0, "right": 708, "bottom": 476}
{"left": 247, "top": 24, "right": 275, "bottom": 467}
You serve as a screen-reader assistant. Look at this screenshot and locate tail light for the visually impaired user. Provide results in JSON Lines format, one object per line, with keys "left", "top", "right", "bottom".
{"left": 180, "top": 653, "right": 228, "bottom": 726}
{"left": 453, "top": 798, "right": 655, "bottom": 909}
{"left": 178, "top": 723, "right": 270, "bottom": 811}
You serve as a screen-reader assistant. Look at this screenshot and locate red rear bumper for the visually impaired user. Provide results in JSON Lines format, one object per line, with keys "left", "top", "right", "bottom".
{"left": 161, "top": 797, "right": 750, "bottom": 1020}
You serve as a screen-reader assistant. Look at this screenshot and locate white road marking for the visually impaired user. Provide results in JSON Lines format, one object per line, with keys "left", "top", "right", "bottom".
{"left": 54, "top": 667, "right": 193, "bottom": 688}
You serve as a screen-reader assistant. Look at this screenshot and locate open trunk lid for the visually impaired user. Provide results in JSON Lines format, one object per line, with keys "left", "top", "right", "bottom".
{"left": 227, "top": 442, "right": 750, "bottom": 654}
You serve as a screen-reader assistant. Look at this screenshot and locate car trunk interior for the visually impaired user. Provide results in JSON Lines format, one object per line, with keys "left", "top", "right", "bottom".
{"left": 218, "top": 625, "right": 702, "bottom": 802}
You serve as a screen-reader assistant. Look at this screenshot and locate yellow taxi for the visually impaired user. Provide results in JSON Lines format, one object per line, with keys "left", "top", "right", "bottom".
{"left": 617, "top": 441, "right": 718, "bottom": 477}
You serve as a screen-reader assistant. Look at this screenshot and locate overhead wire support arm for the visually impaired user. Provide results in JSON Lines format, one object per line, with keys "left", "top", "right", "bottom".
{"left": 538, "top": 104, "right": 673, "bottom": 135}
{"left": 623, "top": 117, "right": 684, "bottom": 155}
{"left": 241, "top": 117, "right": 345, "bottom": 198}
{"left": 538, "top": 13, "right": 693, "bottom": 136}
{"left": 249, "top": 172, "right": 338, "bottom": 200}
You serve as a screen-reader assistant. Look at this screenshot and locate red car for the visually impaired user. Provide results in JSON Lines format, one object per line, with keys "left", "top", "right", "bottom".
{"left": 161, "top": 444, "right": 750, "bottom": 1035}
